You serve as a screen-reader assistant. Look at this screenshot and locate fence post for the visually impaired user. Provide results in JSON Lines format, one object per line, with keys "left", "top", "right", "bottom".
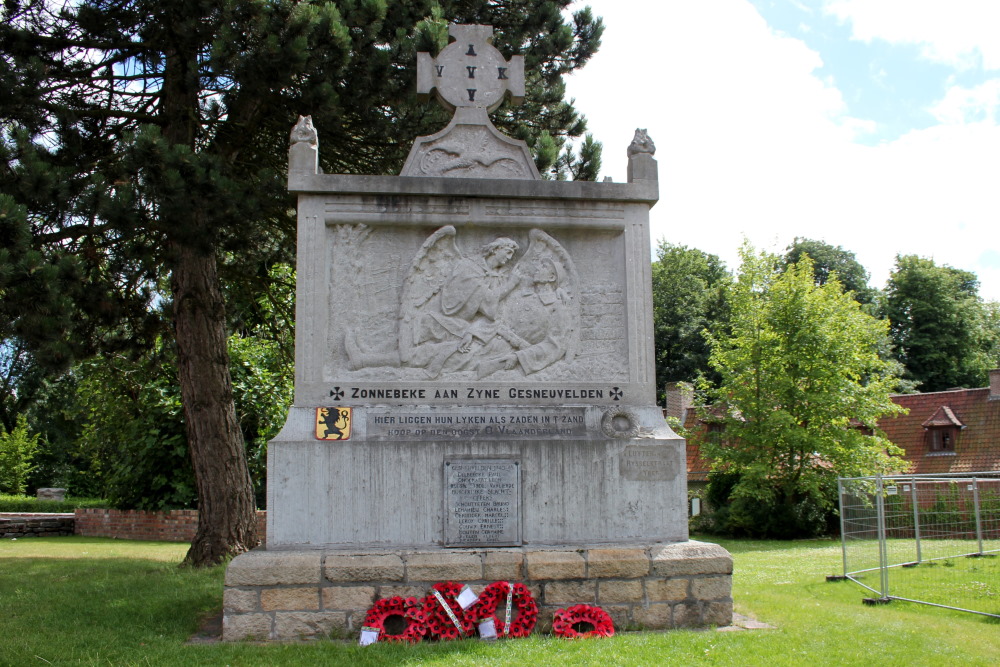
{"left": 876, "top": 475, "right": 889, "bottom": 598}
{"left": 838, "top": 477, "right": 848, "bottom": 577}
{"left": 972, "top": 477, "right": 983, "bottom": 555}
{"left": 910, "top": 477, "right": 921, "bottom": 563}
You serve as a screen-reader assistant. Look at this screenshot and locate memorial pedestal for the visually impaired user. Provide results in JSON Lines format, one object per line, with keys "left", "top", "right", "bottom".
{"left": 223, "top": 541, "right": 733, "bottom": 640}
{"left": 223, "top": 25, "right": 733, "bottom": 641}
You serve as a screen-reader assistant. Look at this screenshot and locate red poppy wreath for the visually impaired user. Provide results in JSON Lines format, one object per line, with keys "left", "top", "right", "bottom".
{"left": 467, "top": 581, "right": 539, "bottom": 638}
{"left": 362, "top": 595, "right": 428, "bottom": 643}
{"left": 417, "top": 581, "right": 476, "bottom": 641}
{"left": 551, "top": 604, "right": 615, "bottom": 639}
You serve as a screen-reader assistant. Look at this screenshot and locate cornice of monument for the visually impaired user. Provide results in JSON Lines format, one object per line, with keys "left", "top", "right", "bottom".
{"left": 287, "top": 171, "right": 658, "bottom": 205}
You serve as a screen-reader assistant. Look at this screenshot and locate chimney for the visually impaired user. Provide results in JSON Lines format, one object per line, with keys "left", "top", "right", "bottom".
{"left": 664, "top": 382, "right": 693, "bottom": 421}
{"left": 990, "top": 369, "right": 1000, "bottom": 401}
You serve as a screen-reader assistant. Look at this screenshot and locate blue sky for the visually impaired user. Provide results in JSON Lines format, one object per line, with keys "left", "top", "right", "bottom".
{"left": 564, "top": 0, "right": 1000, "bottom": 300}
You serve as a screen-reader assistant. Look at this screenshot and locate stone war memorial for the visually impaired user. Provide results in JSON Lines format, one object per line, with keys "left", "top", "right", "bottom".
{"left": 223, "top": 24, "right": 732, "bottom": 641}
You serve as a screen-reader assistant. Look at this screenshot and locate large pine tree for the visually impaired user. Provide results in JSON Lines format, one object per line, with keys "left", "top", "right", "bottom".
{"left": 0, "top": 0, "right": 603, "bottom": 565}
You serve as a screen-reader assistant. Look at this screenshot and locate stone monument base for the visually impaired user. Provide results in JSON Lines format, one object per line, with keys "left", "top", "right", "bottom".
{"left": 222, "top": 541, "right": 732, "bottom": 641}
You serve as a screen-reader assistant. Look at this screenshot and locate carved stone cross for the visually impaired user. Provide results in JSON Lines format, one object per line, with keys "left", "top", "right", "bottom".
{"left": 402, "top": 24, "right": 539, "bottom": 179}
{"left": 417, "top": 24, "right": 525, "bottom": 113}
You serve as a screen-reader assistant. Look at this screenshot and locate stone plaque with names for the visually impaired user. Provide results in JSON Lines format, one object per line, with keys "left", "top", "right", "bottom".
{"left": 620, "top": 445, "right": 678, "bottom": 481}
{"left": 444, "top": 459, "right": 521, "bottom": 547}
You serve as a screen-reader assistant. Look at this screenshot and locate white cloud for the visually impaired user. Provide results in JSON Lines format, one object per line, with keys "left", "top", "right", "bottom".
{"left": 824, "top": 0, "right": 1000, "bottom": 70}
{"left": 930, "top": 79, "right": 1000, "bottom": 124}
{"left": 564, "top": 0, "right": 1000, "bottom": 300}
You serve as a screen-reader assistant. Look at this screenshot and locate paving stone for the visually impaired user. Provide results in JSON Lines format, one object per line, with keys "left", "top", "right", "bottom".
{"left": 526, "top": 550, "right": 585, "bottom": 580}
{"left": 226, "top": 550, "right": 322, "bottom": 586}
{"left": 222, "top": 613, "right": 272, "bottom": 641}
{"left": 587, "top": 548, "right": 649, "bottom": 578}
{"left": 324, "top": 554, "right": 404, "bottom": 582}
{"left": 261, "top": 587, "right": 320, "bottom": 611}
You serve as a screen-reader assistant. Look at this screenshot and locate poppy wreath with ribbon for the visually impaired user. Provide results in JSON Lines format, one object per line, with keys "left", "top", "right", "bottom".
{"left": 362, "top": 596, "right": 428, "bottom": 643}
{"left": 467, "top": 581, "right": 539, "bottom": 638}
{"left": 551, "top": 604, "right": 615, "bottom": 639}
{"left": 418, "top": 581, "right": 475, "bottom": 640}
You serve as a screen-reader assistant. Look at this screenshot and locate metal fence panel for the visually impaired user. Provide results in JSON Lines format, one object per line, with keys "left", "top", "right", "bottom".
{"left": 838, "top": 472, "right": 1000, "bottom": 618}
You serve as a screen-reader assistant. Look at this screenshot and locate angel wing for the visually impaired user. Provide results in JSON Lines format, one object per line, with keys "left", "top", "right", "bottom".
{"left": 398, "top": 226, "right": 462, "bottom": 364}
{"left": 510, "top": 229, "right": 582, "bottom": 363}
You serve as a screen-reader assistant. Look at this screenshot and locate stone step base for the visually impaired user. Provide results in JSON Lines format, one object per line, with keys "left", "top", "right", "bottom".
{"left": 223, "top": 540, "right": 732, "bottom": 641}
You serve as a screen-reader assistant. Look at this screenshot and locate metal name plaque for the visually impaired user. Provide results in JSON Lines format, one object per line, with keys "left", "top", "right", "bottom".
{"left": 444, "top": 459, "right": 521, "bottom": 547}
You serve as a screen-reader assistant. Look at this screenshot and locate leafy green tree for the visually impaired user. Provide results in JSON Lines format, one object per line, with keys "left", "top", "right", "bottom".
{"left": 1, "top": 1, "right": 602, "bottom": 564}
{"left": 881, "top": 255, "right": 996, "bottom": 392}
{"left": 651, "top": 242, "right": 730, "bottom": 398}
{"left": 0, "top": 414, "right": 39, "bottom": 494}
{"left": 701, "top": 244, "right": 906, "bottom": 538}
{"left": 782, "top": 237, "right": 878, "bottom": 305}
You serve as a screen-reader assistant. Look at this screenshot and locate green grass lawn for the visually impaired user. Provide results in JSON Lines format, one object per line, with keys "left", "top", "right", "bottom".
{"left": 1, "top": 536, "right": 997, "bottom": 666}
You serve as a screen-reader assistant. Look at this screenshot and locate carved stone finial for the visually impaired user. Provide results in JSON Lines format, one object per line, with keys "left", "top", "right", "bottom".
{"left": 627, "top": 128, "right": 657, "bottom": 183}
{"left": 291, "top": 115, "right": 318, "bottom": 146}
{"left": 403, "top": 24, "right": 538, "bottom": 179}
{"left": 289, "top": 115, "right": 319, "bottom": 175}
{"left": 627, "top": 129, "right": 655, "bottom": 157}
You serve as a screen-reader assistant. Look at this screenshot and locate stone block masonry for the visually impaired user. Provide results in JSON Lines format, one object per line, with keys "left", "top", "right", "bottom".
{"left": 0, "top": 514, "right": 75, "bottom": 538}
{"left": 223, "top": 541, "right": 732, "bottom": 640}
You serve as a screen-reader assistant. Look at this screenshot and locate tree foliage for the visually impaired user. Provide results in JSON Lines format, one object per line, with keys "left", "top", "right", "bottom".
{"left": 0, "top": 414, "right": 39, "bottom": 495}
{"left": 1, "top": 0, "right": 603, "bottom": 564}
{"left": 701, "top": 244, "right": 906, "bottom": 538}
{"left": 781, "top": 237, "right": 877, "bottom": 305}
{"left": 651, "top": 242, "right": 730, "bottom": 397}
{"left": 881, "top": 255, "right": 997, "bottom": 392}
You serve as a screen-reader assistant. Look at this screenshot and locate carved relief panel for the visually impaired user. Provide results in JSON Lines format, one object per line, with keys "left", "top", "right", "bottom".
{"left": 325, "top": 224, "right": 628, "bottom": 383}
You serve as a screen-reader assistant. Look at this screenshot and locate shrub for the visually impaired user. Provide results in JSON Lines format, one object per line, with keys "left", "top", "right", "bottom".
{"left": 0, "top": 494, "right": 108, "bottom": 513}
{"left": 0, "top": 415, "right": 39, "bottom": 494}
{"left": 702, "top": 472, "right": 837, "bottom": 539}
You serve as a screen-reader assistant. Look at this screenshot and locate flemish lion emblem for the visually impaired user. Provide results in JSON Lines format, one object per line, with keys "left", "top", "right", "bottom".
{"left": 316, "top": 407, "right": 352, "bottom": 440}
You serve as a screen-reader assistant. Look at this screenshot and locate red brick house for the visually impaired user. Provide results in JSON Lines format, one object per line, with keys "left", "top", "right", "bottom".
{"left": 877, "top": 369, "right": 1000, "bottom": 474}
{"left": 673, "top": 370, "right": 1000, "bottom": 491}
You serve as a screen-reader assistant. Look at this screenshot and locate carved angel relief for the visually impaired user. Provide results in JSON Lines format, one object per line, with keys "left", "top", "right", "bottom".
{"left": 344, "top": 226, "right": 580, "bottom": 379}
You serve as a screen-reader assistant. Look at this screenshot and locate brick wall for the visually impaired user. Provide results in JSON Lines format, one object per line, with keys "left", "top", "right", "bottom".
{"left": 74, "top": 509, "right": 267, "bottom": 543}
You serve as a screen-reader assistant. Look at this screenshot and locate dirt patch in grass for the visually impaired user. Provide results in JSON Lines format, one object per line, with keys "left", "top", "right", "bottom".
{"left": 187, "top": 610, "right": 223, "bottom": 644}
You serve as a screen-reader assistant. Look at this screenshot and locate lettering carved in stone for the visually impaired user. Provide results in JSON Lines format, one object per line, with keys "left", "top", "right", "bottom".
{"left": 344, "top": 226, "right": 580, "bottom": 380}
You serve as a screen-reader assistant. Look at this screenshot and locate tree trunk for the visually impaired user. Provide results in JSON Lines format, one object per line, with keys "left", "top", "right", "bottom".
{"left": 172, "top": 243, "right": 258, "bottom": 566}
